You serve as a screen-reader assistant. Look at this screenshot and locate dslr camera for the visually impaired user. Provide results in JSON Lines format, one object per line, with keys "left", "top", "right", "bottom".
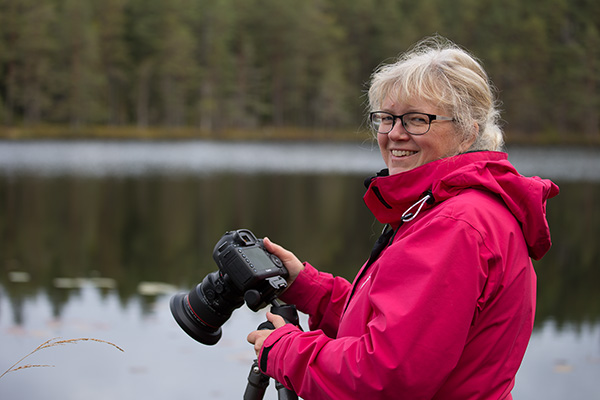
{"left": 170, "top": 229, "right": 289, "bottom": 345}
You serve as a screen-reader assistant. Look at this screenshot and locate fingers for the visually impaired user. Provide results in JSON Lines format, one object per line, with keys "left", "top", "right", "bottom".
{"left": 263, "top": 237, "right": 305, "bottom": 282}
{"left": 247, "top": 329, "right": 272, "bottom": 356}
{"left": 246, "top": 312, "right": 288, "bottom": 356}
{"left": 262, "top": 237, "right": 292, "bottom": 260}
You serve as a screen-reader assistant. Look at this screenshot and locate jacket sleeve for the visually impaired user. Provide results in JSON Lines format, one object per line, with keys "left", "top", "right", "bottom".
{"left": 279, "top": 262, "right": 353, "bottom": 338}
{"left": 260, "top": 215, "right": 491, "bottom": 400}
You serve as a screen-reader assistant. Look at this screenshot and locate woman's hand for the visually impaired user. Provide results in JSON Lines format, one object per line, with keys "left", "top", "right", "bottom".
{"left": 247, "top": 311, "right": 287, "bottom": 356}
{"left": 263, "top": 237, "right": 305, "bottom": 287}
{"left": 247, "top": 239, "right": 303, "bottom": 357}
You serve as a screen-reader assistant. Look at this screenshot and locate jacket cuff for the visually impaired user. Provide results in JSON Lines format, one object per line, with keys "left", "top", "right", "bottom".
{"left": 279, "top": 262, "right": 321, "bottom": 310}
{"left": 258, "top": 323, "right": 299, "bottom": 374}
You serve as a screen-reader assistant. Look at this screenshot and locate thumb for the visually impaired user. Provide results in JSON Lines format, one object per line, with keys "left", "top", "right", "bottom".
{"left": 266, "top": 311, "right": 287, "bottom": 329}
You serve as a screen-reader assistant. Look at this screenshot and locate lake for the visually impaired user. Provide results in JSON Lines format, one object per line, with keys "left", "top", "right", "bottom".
{"left": 0, "top": 140, "right": 599, "bottom": 399}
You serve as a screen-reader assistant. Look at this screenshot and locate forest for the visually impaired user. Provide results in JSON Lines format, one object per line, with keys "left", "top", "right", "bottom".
{"left": 0, "top": 0, "right": 598, "bottom": 142}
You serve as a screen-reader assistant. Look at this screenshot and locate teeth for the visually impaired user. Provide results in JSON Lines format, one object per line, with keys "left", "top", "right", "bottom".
{"left": 392, "top": 150, "right": 417, "bottom": 157}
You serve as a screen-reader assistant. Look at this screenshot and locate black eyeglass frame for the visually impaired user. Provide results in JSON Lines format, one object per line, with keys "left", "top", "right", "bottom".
{"left": 369, "top": 111, "right": 455, "bottom": 135}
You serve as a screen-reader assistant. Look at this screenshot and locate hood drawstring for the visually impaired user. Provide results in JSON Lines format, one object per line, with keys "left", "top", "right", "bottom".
{"left": 346, "top": 190, "right": 436, "bottom": 314}
{"left": 366, "top": 190, "right": 435, "bottom": 268}
{"left": 345, "top": 190, "right": 436, "bottom": 315}
{"left": 401, "top": 190, "right": 435, "bottom": 222}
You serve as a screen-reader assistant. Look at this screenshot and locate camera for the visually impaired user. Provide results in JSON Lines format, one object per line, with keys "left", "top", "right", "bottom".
{"left": 170, "top": 229, "right": 289, "bottom": 345}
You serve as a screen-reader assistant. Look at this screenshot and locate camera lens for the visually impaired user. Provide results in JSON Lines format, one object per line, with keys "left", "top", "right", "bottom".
{"left": 170, "top": 229, "right": 289, "bottom": 346}
{"left": 170, "top": 272, "right": 244, "bottom": 345}
{"left": 170, "top": 292, "right": 222, "bottom": 345}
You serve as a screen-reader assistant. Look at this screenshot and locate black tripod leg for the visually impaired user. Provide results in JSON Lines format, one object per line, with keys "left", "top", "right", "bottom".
{"left": 275, "top": 380, "right": 298, "bottom": 400}
{"left": 243, "top": 359, "right": 270, "bottom": 400}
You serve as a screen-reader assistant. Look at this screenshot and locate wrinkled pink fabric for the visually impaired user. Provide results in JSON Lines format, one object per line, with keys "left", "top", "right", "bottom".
{"left": 261, "top": 151, "right": 559, "bottom": 400}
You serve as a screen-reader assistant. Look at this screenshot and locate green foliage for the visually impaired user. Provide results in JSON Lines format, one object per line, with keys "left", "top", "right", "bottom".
{"left": 0, "top": 0, "right": 598, "bottom": 141}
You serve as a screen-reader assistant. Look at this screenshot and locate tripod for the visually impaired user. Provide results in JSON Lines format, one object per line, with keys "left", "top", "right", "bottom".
{"left": 243, "top": 302, "right": 300, "bottom": 400}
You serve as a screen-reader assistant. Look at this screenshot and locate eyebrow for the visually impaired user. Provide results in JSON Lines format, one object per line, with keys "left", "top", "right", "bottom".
{"left": 381, "top": 100, "right": 430, "bottom": 114}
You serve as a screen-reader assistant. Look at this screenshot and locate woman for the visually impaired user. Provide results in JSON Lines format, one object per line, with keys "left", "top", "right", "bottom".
{"left": 247, "top": 36, "right": 558, "bottom": 399}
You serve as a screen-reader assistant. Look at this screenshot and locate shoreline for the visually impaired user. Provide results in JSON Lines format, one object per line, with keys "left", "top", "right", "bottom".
{"left": 0, "top": 125, "right": 599, "bottom": 147}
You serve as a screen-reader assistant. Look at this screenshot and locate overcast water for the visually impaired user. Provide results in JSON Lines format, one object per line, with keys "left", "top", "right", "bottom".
{"left": 0, "top": 140, "right": 598, "bottom": 400}
{"left": 0, "top": 139, "right": 599, "bottom": 180}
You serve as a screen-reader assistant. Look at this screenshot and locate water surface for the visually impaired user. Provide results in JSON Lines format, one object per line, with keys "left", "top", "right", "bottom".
{"left": 0, "top": 141, "right": 598, "bottom": 399}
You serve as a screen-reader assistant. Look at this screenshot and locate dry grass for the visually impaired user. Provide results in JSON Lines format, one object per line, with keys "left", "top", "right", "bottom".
{"left": 0, "top": 337, "right": 124, "bottom": 380}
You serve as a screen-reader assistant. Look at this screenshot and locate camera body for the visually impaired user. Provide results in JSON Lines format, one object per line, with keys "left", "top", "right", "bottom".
{"left": 213, "top": 229, "right": 288, "bottom": 303}
{"left": 170, "top": 229, "right": 289, "bottom": 345}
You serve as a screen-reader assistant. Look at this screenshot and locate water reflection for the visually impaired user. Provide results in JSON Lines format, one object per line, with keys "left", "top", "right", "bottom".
{"left": 0, "top": 172, "right": 378, "bottom": 323}
{"left": 1, "top": 173, "right": 598, "bottom": 328}
{"left": 1, "top": 143, "right": 599, "bottom": 399}
{"left": 534, "top": 182, "right": 600, "bottom": 327}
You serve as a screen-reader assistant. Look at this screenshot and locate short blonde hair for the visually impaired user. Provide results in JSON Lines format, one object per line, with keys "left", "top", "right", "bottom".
{"left": 368, "top": 36, "right": 504, "bottom": 152}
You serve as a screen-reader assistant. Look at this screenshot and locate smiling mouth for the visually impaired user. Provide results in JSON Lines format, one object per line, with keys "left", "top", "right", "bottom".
{"left": 391, "top": 150, "right": 418, "bottom": 157}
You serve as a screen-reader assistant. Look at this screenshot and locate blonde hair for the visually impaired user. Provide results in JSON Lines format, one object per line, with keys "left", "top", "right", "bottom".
{"left": 368, "top": 36, "right": 504, "bottom": 152}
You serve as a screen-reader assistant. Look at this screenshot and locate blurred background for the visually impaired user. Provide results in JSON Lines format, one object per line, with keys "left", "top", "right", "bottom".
{"left": 0, "top": 0, "right": 598, "bottom": 142}
{"left": 0, "top": 0, "right": 599, "bottom": 399}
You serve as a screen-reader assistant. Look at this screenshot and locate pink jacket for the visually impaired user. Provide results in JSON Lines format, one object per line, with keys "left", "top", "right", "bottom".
{"left": 260, "top": 151, "right": 559, "bottom": 399}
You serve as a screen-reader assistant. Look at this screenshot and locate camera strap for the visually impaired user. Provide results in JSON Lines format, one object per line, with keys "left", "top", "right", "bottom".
{"left": 365, "top": 224, "right": 397, "bottom": 268}
{"left": 342, "top": 223, "right": 401, "bottom": 315}
{"left": 344, "top": 189, "right": 435, "bottom": 314}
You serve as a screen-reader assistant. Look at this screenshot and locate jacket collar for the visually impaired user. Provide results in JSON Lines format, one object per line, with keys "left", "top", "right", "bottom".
{"left": 363, "top": 151, "right": 559, "bottom": 260}
{"left": 363, "top": 152, "right": 507, "bottom": 224}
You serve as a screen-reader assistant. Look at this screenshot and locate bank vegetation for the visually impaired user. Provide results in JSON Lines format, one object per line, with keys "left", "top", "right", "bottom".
{"left": 0, "top": 0, "right": 598, "bottom": 144}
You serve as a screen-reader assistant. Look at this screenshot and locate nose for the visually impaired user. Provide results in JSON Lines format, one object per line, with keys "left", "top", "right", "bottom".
{"left": 388, "top": 119, "right": 411, "bottom": 141}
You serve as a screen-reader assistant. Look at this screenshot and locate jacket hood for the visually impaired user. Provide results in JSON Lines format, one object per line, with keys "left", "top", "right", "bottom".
{"left": 364, "top": 151, "right": 559, "bottom": 260}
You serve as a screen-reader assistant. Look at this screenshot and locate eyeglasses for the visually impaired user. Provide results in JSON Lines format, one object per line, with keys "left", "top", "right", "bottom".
{"left": 369, "top": 111, "right": 455, "bottom": 135}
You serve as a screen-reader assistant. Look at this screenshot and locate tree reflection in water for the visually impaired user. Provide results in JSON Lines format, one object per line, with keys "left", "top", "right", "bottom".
{"left": 0, "top": 171, "right": 598, "bottom": 399}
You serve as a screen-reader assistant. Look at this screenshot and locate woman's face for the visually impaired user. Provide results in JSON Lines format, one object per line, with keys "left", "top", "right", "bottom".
{"left": 377, "top": 97, "right": 469, "bottom": 175}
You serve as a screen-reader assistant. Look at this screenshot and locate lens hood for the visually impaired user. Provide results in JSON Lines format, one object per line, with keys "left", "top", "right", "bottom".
{"left": 170, "top": 293, "right": 222, "bottom": 345}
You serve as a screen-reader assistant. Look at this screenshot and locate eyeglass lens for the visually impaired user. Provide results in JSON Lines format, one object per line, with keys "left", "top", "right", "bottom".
{"left": 371, "top": 112, "right": 432, "bottom": 135}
